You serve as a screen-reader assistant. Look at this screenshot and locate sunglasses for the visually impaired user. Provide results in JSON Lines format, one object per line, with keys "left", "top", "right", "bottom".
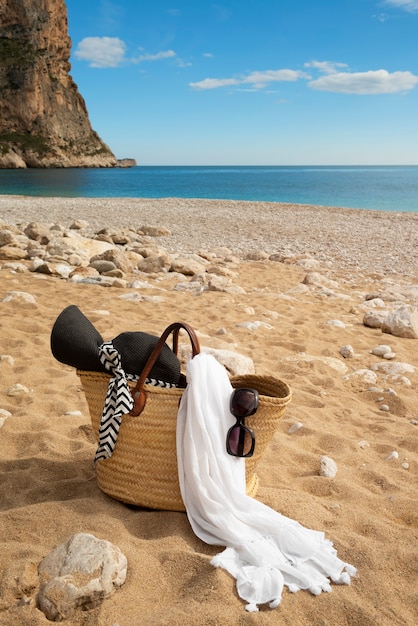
{"left": 226, "top": 388, "right": 259, "bottom": 458}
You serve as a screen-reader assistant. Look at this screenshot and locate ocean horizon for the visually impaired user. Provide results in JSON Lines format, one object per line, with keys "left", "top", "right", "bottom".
{"left": 0, "top": 165, "right": 417, "bottom": 213}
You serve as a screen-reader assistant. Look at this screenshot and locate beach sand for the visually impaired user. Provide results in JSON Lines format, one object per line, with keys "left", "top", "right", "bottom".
{"left": 0, "top": 197, "right": 417, "bottom": 625}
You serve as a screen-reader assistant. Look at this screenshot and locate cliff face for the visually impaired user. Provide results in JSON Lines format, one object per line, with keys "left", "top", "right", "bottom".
{"left": 0, "top": 0, "right": 117, "bottom": 168}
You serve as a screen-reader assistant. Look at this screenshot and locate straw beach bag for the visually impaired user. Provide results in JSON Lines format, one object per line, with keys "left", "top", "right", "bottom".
{"left": 78, "top": 322, "right": 292, "bottom": 511}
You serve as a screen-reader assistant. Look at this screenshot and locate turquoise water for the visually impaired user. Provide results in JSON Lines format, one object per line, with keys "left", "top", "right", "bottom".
{"left": 0, "top": 165, "right": 417, "bottom": 212}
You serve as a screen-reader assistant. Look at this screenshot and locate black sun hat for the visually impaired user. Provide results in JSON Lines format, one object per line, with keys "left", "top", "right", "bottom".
{"left": 50, "top": 305, "right": 181, "bottom": 385}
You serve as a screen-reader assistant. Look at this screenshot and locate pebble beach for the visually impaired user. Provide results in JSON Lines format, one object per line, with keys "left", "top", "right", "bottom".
{"left": 0, "top": 196, "right": 417, "bottom": 625}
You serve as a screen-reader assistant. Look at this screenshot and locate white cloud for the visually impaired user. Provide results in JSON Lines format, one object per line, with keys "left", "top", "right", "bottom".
{"left": 243, "top": 69, "right": 309, "bottom": 88}
{"left": 304, "top": 60, "right": 349, "bottom": 74}
{"left": 309, "top": 69, "right": 418, "bottom": 94}
{"left": 203, "top": 52, "right": 214, "bottom": 58}
{"left": 190, "top": 69, "right": 307, "bottom": 90}
{"left": 190, "top": 77, "right": 240, "bottom": 90}
{"left": 384, "top": 0, "right": 418, "bottom": 12}
{"left": 74, "top": 36, "right": 126, "bottom": 68}
{"left": 133, "top": 50, "right": 176, "bottom": 63}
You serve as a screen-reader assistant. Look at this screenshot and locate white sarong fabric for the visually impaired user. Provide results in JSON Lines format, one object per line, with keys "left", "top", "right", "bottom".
{"left": 176, "top": 353, "right": 356, "bottom": 612}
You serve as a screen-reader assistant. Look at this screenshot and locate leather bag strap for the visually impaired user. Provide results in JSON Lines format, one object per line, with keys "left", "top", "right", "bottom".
{"left": 130, "top": 322, "right": 200, "bottom": 416}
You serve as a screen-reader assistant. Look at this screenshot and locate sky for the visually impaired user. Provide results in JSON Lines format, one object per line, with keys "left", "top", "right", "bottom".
{"left": 65, "top": 0, "right": 418, "bottom": 165}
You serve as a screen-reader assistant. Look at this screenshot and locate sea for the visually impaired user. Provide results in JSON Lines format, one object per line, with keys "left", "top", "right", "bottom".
{"left": 0, "top": 165, "right": 417, "bottom": 213}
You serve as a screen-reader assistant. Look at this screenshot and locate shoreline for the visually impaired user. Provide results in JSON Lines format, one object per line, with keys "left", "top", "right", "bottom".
{"left": 1, "top": 195, "right": 417, "bottom": 277}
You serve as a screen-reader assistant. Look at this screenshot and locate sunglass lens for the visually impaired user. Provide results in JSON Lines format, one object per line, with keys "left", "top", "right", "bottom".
{"left": 231, "top": 389, "right": 257, "bottom": 418}
{"left": 228, "top": 425, "right": 253, "bottom": 457}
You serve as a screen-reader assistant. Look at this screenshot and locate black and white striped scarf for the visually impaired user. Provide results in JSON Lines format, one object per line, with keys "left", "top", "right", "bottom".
{"left": 94, "top": 341, "right": 177, "bottom": 463}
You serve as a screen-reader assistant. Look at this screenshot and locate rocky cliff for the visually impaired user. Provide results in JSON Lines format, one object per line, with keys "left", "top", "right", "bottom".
{"left": 0, "top": 0, "right": 118, "bottom": 168}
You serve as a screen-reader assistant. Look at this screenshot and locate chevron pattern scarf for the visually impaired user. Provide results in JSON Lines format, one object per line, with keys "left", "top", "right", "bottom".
{"left": 94, "top": 341, "right": 178, "bottom": 463}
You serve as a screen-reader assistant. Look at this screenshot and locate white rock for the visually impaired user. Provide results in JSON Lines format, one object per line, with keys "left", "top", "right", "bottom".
{"left": 0, "top": 354, "right": 15, "bottom": 366}
{"left": 345, "top": 369, "right": 378, "bottom": 385}
{"left": 326, "top": 319, "right": 346, "bottom": 328}
{"left": 370, "top": 361, "right": 415, "bottom": 376}
{"left": 7, "top": 383, "right": 30, "bottom": 396}
{"left": 2, "top": 290, "right": 36, "bottom": 304}
{"left": 370, "top": 345, "right": 392, "bottom": 357}
{"left": 401, "top": 462, "right": 410, "bottom": 470}
{"left": 382, "top": 305, "right": 418, "bottom": 339}
{"left": 288, "top": 421, "right": 303, "bottom": 434}
{"left": 319, "top": 456, "right": 338, "bottom": 478}
{"left": 363, "top": 310, "right": 387, "bottom": 329}
{"left": 236, "top": 321, "right": 273, "bottom": 331}
{"left": 37, "top": 533, "right": 127, "bottom": 622}
{"left": 387, "top": 451, "right": 398, "bottom": 460}
{"left": 358, "top": 440, "right": 370, "bottom": 449}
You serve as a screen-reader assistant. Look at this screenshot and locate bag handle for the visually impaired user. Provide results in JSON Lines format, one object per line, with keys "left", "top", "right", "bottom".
{"left": 130, "top": 322, "right": 200, "bottom": 416}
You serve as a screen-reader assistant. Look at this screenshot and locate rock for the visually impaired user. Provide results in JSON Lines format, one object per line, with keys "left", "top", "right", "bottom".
{"left": 244, "top": 250, "right": 269, "bottom": 261}
{"left": 370, "top": 345, "right": 393, "bottom": 357}
{"left": 90, "top": 259, "right": 117, "bottom": 274}
{"left": 2, "top": 291, "right": 36, "bottom": 304}
{"left": 69, "top": 266, "right": 100, "bottom": 279}
{"left": 139, "top": 225, "right": 171, "bottom": 237}
{"left": 326, "top": 319, "right": 346, "bottom": 328}
{"left": 363, "top": 310, "right": 387, "bottom": 329}
{"left": 236, "top": 321, "right": 274, "bottom": 331}
{"left": 178, "top": 345, "right": 255, "bottom": 375}
{"left": 24, "top": 223, "right": 53, "bottom": 244}
{"left": 1, "top": 354, "right": 15, "bottom": 366}
{"left": 370, "top": 361, "right": 415, "bottom": 376}
{"left": 37, "top": 533, "right": 127, "bottom": 621}
{"left": 0, "top": 1, "right": 117, "bottom": 168}
{"left": 0, "top": 408, "right": 12, "bottom": 428}
{"left": 288, "top": 421, "right": 303, "bottom": 434}
{"left": 207, "top": 275, "right": 246, "bottom": 294}
{"left": 70, "top": 220, "right": 90, "bottom": 230}
{"left": 381, "top": 305, "right": 418, "bottom": 339}
{"left": 90, "top": 248, "right": 134, "bottom": 273}
{"left": 302, "top": 272, "right": 339, "bottom": 289}
{"left": 171, "top": 255, "right": 209, "bottom": 276}
{"left": 0, "top": 245, "right": 27, "bottom": 260}
{"left": 7, "top": 383, "right": 30, "bottom": 396}
{"left": 363, "top": 297, "right": 386, "bottom": 308}
{"left": 34, "top": 262, "right": 72, "bottom": 278}
{"left": 340, "top": 345, "right": 355, "bottom": 358}
{"left": 319, "top": 456, "right": 338, "bottom": 478}
{"left": 344, "top": 369, "right": 378, "bottom": 385}
{"left": 137, "top": 255, "right": 172, "bottom": 273}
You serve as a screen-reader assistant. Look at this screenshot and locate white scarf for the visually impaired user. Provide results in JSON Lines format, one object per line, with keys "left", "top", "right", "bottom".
{"left": 176, "top": 353, "right": 356, "bottom": 612}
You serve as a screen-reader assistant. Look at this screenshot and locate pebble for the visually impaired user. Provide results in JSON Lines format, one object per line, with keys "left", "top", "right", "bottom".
{"left": 6, "top": 383, "right": 30, "bottom": 396}
{"left": 339, "top": 345, "right": 354, "bottom": 358}
{"left": 358, "top": 440, "right": 370, "bottom": 449}
{"left": 326, "top": 320, "right": 346, "bottom": 328}
{"left": 319, "top": 455, "right": 338, "bottom": 479}
{"left": 0, "top": 354, "right": 14, "bottom": 366}
{"left": 387, "top": 451, "right": 399, "bottom": 461}
{"left": 64, "top": 410, "right": 82, "bottom": 416}
{"left": 380, "top": 404, "right": 390, "bottom": 412}
{"left": 401, "top": 462, "right": 410, "bottom": 470}
{"left": 288, "top": 421, "right": 303, "bottom": 434}
{"left": 236, "top": 321, "right": 273, "bottom": 330}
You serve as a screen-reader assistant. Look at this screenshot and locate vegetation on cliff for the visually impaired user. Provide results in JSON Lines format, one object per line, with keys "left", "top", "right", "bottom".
{"left": 0, "top": 0, "right": 117, "bottom": 168}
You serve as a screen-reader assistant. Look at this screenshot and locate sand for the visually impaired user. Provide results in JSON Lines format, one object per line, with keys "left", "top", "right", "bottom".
{"left": 0, "top": 197, "right": 417, "bottom": 625}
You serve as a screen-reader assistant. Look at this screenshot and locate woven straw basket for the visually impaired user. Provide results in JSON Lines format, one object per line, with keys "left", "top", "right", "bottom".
{"left": 78, "top": 323, "right": 291, "bottom": 511}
